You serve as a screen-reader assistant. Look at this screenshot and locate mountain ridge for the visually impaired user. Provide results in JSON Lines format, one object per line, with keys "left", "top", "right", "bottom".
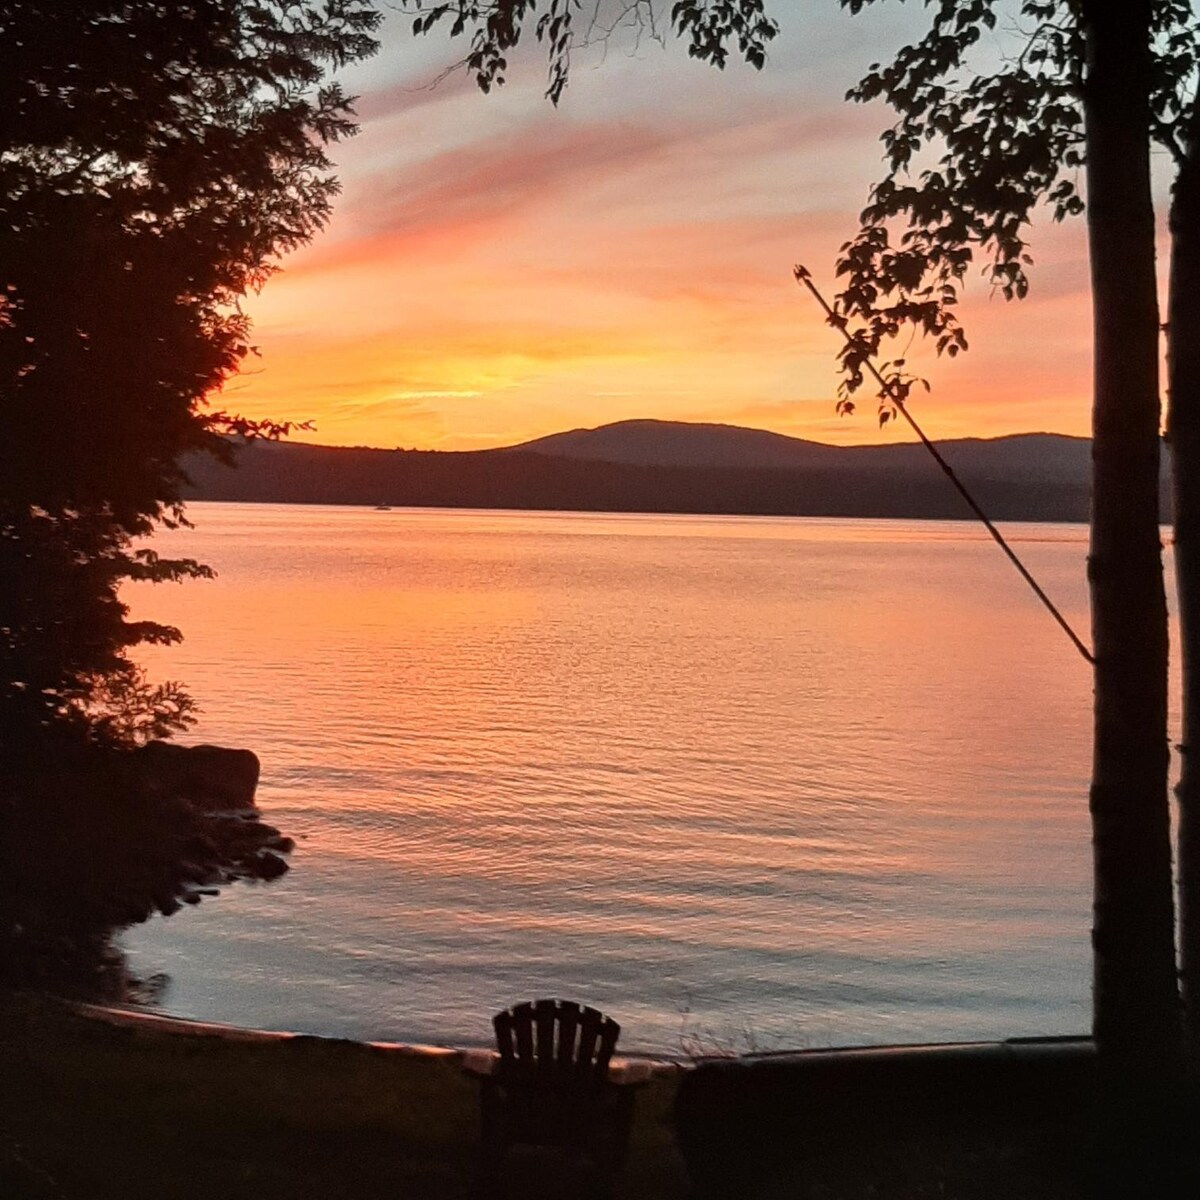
{"left": 182, "top": 418, "right": 1114, "bottom": 523}
{"left": 505, "top": 418, "right": 1089, "bottom": 479}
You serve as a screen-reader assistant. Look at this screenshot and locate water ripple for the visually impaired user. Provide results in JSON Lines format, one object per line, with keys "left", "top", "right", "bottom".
{"left": 121, "top": 506, "right": 1104, "bottom": 1052}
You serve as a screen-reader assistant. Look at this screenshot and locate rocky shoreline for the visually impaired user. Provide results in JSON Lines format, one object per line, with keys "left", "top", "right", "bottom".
{"left": 0, "top": 742, "right": 292, "bottom": 998}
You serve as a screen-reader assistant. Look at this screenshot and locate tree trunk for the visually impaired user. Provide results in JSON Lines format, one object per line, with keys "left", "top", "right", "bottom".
{"left": 1081, "top": 0, "right": 1181, "bottom": 1090}
{"left": 1168, "top": 98, "right": 1200, "bottom": 1078}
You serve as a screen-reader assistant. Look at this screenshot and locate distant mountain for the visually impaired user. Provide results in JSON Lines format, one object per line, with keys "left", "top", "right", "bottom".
{"left": 508, "top": 418, "right": 1091, "bottom": 483}
{"left": 509, "top": 419, "right": 844, "bottom": 470}
{"left": 182, "top": 419, "right": 1122, "bottom": 523}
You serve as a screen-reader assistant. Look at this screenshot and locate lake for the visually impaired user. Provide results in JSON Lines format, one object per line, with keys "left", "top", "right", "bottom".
{"left": 122, "top": 503, "right": 1113, "bottom": 1054}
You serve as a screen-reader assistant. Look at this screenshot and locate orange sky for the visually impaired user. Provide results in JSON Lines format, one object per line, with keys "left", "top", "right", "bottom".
{"left": 223, "top": 5, "right": 1104, "bottom": 452}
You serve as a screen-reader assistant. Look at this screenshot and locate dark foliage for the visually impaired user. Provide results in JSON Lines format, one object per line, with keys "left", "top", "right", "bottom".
{"left": 403, "top": 0, "right": 777, "bottom": 103}
{"left": 0, "top": 2, "right": 379, "bottom": 751}
{"left": 0, "top": 2, "right": 377, "bottom": 995}
{"left": 831, "top": 1, "right": 1200, "bottom": 423}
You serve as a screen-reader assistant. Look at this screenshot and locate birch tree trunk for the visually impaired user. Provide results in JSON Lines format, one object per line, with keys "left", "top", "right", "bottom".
{"left": 1168, "top": 97, "right": 1200, "bottom": 1078}
{"left": 1081, "top": 0, "right": 1181, "bottom": 1089}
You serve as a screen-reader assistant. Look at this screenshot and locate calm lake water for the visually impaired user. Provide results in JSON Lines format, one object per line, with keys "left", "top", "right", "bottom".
{"left": 121, "top": 503, "right": 1115, "bottom": 1054}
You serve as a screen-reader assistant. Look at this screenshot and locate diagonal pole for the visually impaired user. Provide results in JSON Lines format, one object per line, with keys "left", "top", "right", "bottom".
{"left": 795, "top": 264, "right": 1095, "bottom": 665}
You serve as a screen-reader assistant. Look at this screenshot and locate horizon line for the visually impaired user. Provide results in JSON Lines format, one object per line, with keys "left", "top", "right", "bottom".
{"left": 224, "top": 419, "right": 1090, "bottom": 455}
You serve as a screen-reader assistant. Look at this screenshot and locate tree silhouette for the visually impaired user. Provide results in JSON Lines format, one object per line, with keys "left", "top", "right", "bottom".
{"left": 402, "top": 0, "right": 1200, "bottom": 1091}
{"left": 0, "top": 2, "right": 379, "bottom": 1015}
{"left": 0, "top": 1, "right": 380, "bottom": 753}
{"left": 1163, "top": 26, "right": 1200, "bottom": 1085}
{"left": 822, "top": 0, "right": 1200, "bottom": 1100}
{"left": 831, "top": 0, "right": 1195, "bottom": 1095}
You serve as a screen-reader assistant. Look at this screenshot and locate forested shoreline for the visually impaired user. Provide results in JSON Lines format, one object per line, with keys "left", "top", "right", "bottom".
{"left": 184, "top": 438, "right": 1120, "bottom": 523}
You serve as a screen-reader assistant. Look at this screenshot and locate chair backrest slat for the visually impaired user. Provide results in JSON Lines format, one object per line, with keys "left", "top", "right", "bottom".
{"left": 556, "top": 1000, "right": 581, "bottom": 1071}
{"left": 534, "top": 999, "right": 557, "bottom": 1076}
{"left": 595, "top": 1015, "right": 620, "bottom": 1079}
{"left": 575, "top": 1006, "right": 602, "bottom": 1078}
{"left": 512, "top": 1002, "right": 535, "bottom": 1076}
{"left": 493, "top": 1008, "right": 517, "bottom": 1069}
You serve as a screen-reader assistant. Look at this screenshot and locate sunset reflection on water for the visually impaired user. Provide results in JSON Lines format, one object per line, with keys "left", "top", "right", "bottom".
{"left": 121, "top": 505, "right": 1123, "bottom": 1053}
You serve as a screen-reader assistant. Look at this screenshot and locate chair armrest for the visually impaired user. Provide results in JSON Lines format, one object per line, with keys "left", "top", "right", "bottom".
{"left": 461, "top": 1048, "right": 499, "bottom": 1078}
{"left": 607, "top": 1059, "right": 654, "bottom": 1086}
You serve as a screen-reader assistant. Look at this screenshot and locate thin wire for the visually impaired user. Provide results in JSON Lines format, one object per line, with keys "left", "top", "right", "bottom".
{"left": 794, "top": 264, "right": 1095, "bottom": 666}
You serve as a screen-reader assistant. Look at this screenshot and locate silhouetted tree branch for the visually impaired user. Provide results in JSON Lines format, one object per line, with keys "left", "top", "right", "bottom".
{"left": 402, "top": 0, "right": 777, "bottom": 102}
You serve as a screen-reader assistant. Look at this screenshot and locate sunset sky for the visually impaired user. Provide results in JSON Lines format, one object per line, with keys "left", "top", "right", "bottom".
{"left": 228, "top": 3, "right": 1106, "bottom": 452}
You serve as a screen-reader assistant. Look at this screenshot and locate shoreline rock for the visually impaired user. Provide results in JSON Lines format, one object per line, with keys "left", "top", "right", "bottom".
{"left": 0, "top": 740, "right": 293, "bottom": 999}
{"left": 135, "top": 741, "right": 261, "bottom": 812}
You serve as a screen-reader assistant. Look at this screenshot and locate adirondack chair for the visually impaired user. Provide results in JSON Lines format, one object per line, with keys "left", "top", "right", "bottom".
{"left": 470, "top": 999, "right": 639, "bottom": 1199}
